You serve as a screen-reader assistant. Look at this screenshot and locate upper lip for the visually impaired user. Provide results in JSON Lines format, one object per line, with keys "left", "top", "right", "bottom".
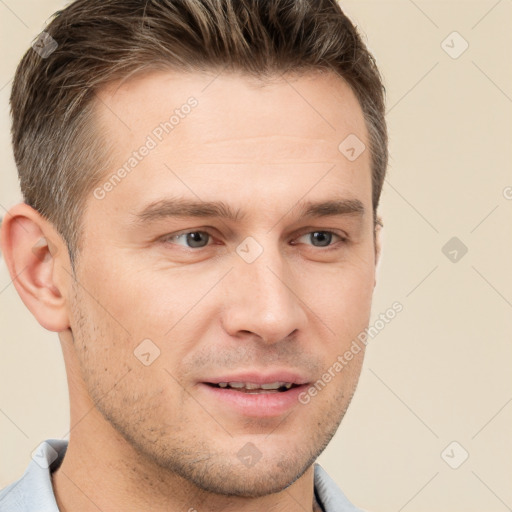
{"left": 202, "top": 370, "right": 311, "bottom": 386}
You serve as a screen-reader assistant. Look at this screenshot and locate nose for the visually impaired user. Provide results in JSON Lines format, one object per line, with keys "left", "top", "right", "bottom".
{"left": 220, "top": 240, "right": 308, "bottom": 345}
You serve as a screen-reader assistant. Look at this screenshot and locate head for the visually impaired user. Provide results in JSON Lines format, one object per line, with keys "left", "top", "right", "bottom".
{"left": 3, "top": 0, "right": 387, "bottom": 498}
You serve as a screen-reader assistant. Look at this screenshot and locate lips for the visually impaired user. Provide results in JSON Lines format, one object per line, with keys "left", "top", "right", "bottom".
{"left": 203, "top": 370, "right": 309, "bottom": 390}
{"left": 207, "top": 381, "right": 296, "bottom": 393}
{"left": 198, "top": 370, "right": 311, "bottom": 417}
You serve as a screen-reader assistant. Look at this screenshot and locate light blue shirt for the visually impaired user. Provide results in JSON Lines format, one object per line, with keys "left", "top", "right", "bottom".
{"left": 0, "top": 439, "right": 363, "bottom": 512}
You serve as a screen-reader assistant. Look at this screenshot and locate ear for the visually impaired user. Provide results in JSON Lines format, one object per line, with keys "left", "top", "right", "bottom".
{"left": 374, "top": 215, "right": 383, "bottom": 287}
{"left": 0, "top": 203, "right": 72, "bottom": 332}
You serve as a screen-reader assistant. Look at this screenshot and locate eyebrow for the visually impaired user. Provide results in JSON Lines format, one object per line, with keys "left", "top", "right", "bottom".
{"left": 132, "top": 197, "right": 365, "bottom": 224}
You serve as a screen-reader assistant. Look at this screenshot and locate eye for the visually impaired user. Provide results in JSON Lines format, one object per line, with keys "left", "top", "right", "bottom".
{"left": 163, "top": 230, "right": 212, "bottom": 248}
{"left": 294, "top": 230, "right": 345, "bottom": 248}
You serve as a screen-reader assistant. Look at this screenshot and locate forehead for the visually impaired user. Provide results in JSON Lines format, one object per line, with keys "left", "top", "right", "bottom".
{"left": 95, "top": 69, "right": 367, "bottom": 155}
{"left": 88, "top": 70, "right": 371, "bottom": 223}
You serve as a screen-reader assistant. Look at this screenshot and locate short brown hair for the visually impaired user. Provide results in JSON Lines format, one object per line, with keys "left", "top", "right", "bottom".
{"left": 11, "top": 0, "right": 387, "bottom": 261}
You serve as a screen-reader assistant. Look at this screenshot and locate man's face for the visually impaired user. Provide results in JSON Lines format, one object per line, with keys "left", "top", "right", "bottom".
{"left": 67, "top": 70, "right": 376, "bottom": 496}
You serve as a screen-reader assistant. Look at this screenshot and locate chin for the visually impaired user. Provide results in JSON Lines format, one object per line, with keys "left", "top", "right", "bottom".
{"left": 177, "top": 452, "right": 317, "bottom": 498}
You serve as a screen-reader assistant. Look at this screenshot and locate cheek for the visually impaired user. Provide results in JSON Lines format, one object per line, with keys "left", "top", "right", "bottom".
{"left": 77, "top": 255, "right": 177, "bottom": 335}
{"left": 301, "top": 258, "right": 375, "bottom": 338}
{"left": 77, "top": 235, "right": 375, "bottom": 347}
{"left": 68, "top": 289, "right": 131, "bottom": 406}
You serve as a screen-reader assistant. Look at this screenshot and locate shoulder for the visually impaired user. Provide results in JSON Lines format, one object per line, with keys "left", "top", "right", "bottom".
{"left": 0, "top": 439, "right": 67, "bottom": 512}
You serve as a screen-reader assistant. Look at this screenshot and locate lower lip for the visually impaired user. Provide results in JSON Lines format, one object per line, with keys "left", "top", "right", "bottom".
{"left": 198, "top": 383, "right": 309, "bottom": 418}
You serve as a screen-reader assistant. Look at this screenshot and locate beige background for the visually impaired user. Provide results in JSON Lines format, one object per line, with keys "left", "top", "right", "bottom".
{"left": 1, "top": 1, "right": 511, "bottom": 511}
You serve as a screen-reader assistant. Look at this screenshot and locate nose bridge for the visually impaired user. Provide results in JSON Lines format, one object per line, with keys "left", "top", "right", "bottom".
{"left": 222, "top": 236, "right": 306, "bottom": 343}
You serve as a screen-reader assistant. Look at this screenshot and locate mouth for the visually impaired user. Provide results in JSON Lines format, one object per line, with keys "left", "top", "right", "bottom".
{"left": 205, "top": 381, "right": 300, "bottom": 394}
{"left": 198, "top": 372, "right": 311, "bottom": 417}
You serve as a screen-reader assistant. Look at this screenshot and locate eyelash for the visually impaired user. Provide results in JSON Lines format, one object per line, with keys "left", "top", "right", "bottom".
{"left": 161, "top": 229, "right": 348, "bottom": 250}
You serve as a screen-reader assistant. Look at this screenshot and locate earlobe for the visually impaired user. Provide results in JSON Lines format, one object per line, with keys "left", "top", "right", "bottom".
{"left": 0, "top": 203, "right": 71, "bottom": 332}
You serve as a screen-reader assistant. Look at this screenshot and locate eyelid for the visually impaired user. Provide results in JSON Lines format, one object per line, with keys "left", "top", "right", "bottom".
{"left": 160, "top": 228, "right": 349, "bottom": 249}
{"left": 160, "top": 228, "right": 215, "bottom": 247}
{"left": 292, "top": 230, "right": 347, "bottom": 247}
{"left": 292, "top": 225, "right": 348, "bottom": 239}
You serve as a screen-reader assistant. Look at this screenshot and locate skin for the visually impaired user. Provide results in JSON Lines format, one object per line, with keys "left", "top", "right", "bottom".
{"left": 1, "top": 70, "right": 381, "bottom": 512}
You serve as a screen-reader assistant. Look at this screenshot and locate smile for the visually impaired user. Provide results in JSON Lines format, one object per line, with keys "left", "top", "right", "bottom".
{"left": 207, "top": 381, "right": 297, "bottom": 393}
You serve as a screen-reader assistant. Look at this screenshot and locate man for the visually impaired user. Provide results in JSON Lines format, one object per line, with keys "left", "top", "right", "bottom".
{"left": 0, "top": 0, "right": 387, "bottom": 510}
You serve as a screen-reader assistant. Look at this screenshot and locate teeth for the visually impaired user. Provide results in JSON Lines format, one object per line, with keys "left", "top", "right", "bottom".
{"left": 260, "top": 382, "right": 290, "bottom": 390}
{"left": 228, "top": 382, "right": 245, "bottom": 389}
{"left": 216, "top": 381, "right": 294, "bottom": 391}
{"left": 244, "top": 383, "right": 263, "bottom": 390}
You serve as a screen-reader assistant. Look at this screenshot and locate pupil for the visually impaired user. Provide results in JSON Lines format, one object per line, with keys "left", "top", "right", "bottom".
{"left": 312, "top": 231, "right": 331, "bottom": 247}
{"left": 187, "top": 232, "right": 208, "bottom": 248}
